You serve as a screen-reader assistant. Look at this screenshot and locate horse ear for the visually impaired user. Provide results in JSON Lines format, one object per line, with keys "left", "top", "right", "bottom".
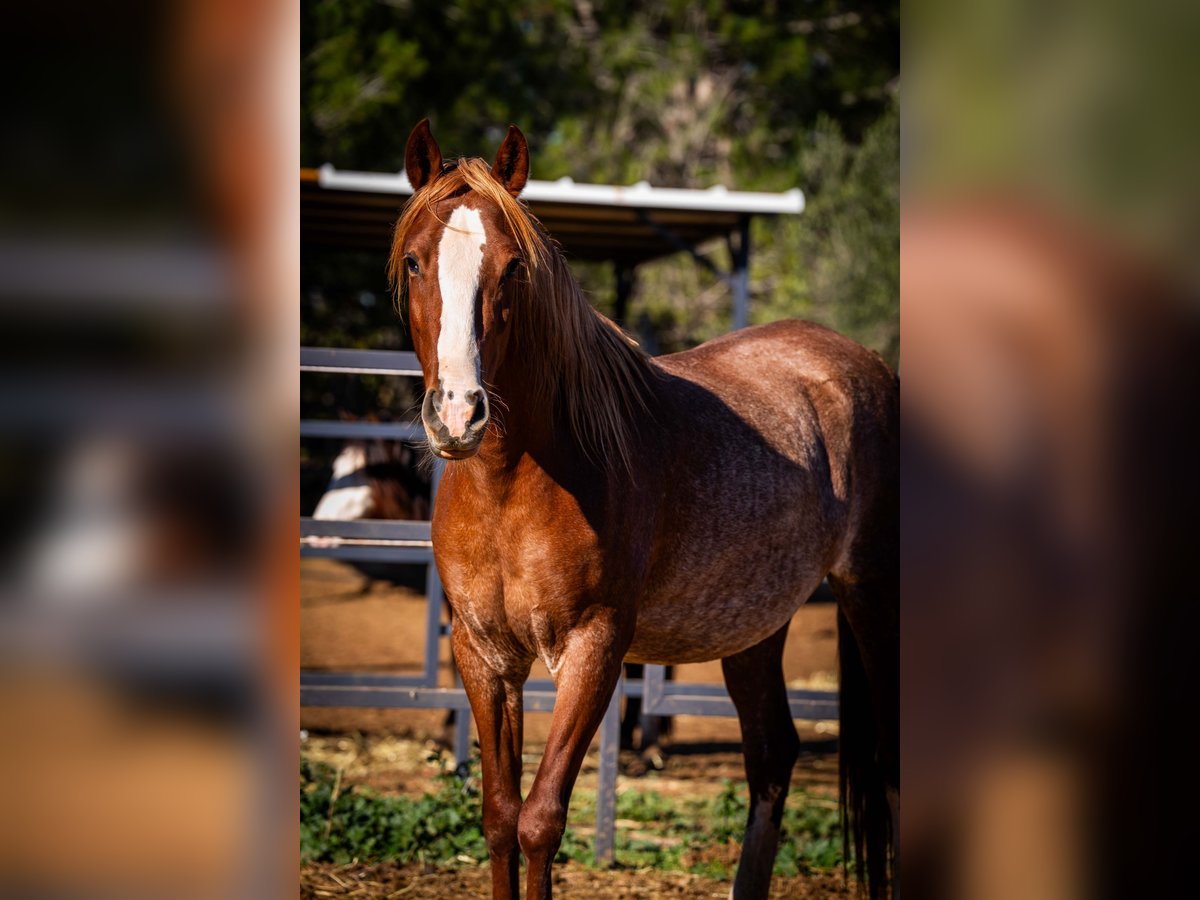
{"left": 491, "top": 125, "right": 529, "bottom": 197}
{"left": 405, "top": 118, "right": 443, "bottom": 192}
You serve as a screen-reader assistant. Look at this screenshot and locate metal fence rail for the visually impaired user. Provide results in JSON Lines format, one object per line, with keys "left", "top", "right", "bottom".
{"left": 301, "top": 347, "right": 423, "bottom": 377}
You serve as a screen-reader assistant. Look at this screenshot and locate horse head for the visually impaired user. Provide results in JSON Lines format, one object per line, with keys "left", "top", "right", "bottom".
{"left": 392, "top": 119, "right": 532, "bottom": 460}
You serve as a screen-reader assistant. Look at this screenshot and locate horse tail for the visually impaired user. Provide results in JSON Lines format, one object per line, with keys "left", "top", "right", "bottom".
{"left": 838, "top": 606, "right": 894, "bottom": 898}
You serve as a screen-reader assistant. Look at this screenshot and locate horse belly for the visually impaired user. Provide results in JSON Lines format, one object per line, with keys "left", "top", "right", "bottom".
{"left": 625, "top": 536, "right": 829, "bottom": 665}
{"left": 626, "top": 435, "right": 844, "bottom": 664}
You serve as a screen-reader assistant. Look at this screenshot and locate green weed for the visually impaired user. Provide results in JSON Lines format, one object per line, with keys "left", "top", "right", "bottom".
{"left": 301, "top": 759, "right": 487, "bottom": 866}
{"left": 300, "top": 759, "right": 846, "bottom": 877}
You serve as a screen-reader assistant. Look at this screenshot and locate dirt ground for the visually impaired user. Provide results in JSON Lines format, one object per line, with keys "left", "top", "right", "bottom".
{"left": 301, "top": 557, "right": 846, "bottom": 897}
{"left": 301, "top": 860, "right": 852, "bottom": 899}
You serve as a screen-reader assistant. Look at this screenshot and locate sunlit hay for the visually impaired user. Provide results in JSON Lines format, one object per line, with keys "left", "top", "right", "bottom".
{"left": 389, "top": 157, "right": 658, "bottom": 475}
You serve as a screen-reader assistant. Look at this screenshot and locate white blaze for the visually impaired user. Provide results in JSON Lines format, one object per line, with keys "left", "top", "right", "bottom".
{"left": 436, "top": 205, "right": 487, "bottom": 437}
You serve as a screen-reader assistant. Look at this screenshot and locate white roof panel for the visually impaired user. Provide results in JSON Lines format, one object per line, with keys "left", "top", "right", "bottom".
{"left": 316, "top": 164, "right": 804, "bottom": 215}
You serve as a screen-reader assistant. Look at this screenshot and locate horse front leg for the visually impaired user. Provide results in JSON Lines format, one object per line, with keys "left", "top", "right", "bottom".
{"left": 452, "top": 625, "right": 530, "bottom": 900}
{"left": 519, "top": 612, "right": 628, "bottom": 899}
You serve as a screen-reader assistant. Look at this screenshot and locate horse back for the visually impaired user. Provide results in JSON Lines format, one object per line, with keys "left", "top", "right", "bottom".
{"left": 653, "top": 319, "right": 896, "bottom": 511}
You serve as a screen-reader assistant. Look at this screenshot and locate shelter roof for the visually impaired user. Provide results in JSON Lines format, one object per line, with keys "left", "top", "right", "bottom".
{"left": 301, "top": 165, "right": 804, "bottom": 265}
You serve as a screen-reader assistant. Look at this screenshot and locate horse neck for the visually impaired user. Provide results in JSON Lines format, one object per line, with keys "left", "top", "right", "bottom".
{"left": 477, "top": 354, "right": 562, "bottom": 474}
{"left": 475, "top": 259, "right": 646, "bottom": 480}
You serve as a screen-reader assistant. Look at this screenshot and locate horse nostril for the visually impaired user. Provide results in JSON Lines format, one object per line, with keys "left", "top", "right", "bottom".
{"left": 465, "top": 389, "right": 480, "bottom": 405}
{"left": 468, "top": 397, "right": 488, "bottom": 428}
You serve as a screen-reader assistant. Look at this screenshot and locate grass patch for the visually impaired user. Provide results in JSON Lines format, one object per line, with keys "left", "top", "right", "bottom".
{"left": 301, "top": 758, "right": 845, "bottom": 878}
{"left": 301, "top": 759, "right": 487, "bottom": 866}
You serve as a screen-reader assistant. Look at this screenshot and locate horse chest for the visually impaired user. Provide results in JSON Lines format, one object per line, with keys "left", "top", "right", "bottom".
{"left": 434, "top": 498, "right": 604, "bottom": 662}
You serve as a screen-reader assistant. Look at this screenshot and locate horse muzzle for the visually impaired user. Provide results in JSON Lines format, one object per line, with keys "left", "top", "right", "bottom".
{"left": 422, "top": 383, "right": 489, "bottom": 458}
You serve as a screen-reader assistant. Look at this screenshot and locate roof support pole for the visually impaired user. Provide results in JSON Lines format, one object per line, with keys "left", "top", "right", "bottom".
{"left": 633, "top": 209, "right": 728, "bottom": 282}
{"left": 729, "top": 215, "right": 751, "bottom": 330}
{"left": 613, "top": 262, "right": 636, "bottom": 328}
{"left": 631, "top": 208, "right": 754, "bottom": 331}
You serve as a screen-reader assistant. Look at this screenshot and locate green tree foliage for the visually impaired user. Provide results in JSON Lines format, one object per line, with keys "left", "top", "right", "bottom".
{"left": 301, "top": 1, "right": 899, "bottom": 377}
{"left": 753, "top": 107, "right": 899, "bottom": 362}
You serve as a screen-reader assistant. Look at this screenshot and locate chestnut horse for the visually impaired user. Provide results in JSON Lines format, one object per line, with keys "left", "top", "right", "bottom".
{"left": 390, "top": 120, "right": 897, "bottom": 899}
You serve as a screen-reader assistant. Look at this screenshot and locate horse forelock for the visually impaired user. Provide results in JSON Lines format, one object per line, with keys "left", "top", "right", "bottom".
{"left": 389, "top": 157, "right": 546, "bottom": 286}
{"left": 390, "top": 158, "right": 657, "bottom": 475}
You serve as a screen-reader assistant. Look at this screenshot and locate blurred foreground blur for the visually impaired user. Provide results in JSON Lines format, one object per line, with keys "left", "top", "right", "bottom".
{"left": 904, "top": 2, "right": 1200, "bottom": 898}
{"left": 1, "top": 0, "right": 1198, "bottom": 897}
{"left": 903, "top": 199, "right": 1199, "bottom": 899}
{"left": 0, "top": 1, "right": 295, "bottom": 897}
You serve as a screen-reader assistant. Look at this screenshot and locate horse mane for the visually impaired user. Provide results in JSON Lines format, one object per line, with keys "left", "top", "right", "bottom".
{"left": 389, "top": 157, "right": 657, "bottom": 474}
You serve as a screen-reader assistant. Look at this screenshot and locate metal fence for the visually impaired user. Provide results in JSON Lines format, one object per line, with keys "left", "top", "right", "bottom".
{"left": 300, "top": 346, "right": 838, "bottom": 863}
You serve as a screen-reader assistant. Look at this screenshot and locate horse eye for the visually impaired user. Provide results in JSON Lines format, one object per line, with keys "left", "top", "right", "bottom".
{"left": 405, "top": 255, "right": 420, "bottom": 276}
{"left": 502, "top": 258, "right": 522, "bottom": 281}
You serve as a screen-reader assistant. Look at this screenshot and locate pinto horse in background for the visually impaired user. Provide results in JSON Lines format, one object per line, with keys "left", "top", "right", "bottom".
{"left": 313, "top": 435, "right": 430, "bottom": 524}
{"left": 391, "top": 120, "right": 898, "bottom": 899}
{"left": 311, "top": 434, "right": 431, "bottom": 589}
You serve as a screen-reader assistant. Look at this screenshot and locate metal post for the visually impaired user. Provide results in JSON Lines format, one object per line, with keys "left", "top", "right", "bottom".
{"left": 643, "top": 663, "right": 667, "bottom": 715}
{"left": 613, "top": 263, "right": 635, "bottom": 327}
{"left": 424, "top": 457, "right": 473, "bottom": 764}
{"left": 452, "top": 688, "right": 473, "bottom": 766}
{"left": 730, "top": 215, "right": 751, "bottom": 330}
{"left": 593, "top": 676, "right": 621, "bottom": 865}
{"left": 422, "top": 458, "right": 445, "bottom": 687}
